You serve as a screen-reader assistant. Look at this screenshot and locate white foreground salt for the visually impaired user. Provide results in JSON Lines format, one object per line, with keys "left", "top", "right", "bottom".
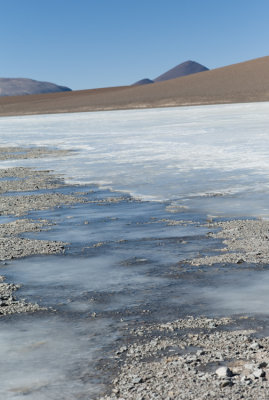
{"left": 1, "top": 102, "right": 269, "bottom": 215}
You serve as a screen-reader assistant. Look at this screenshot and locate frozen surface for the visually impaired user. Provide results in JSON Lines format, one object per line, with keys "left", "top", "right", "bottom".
{"left": 168, "top": 268, "right": 269, "bottom": 316}
{"left": 2, "top": 103, "right": 269, "bottom": 398}
{"left": 1, "top": 102, "right": 269, "bottom": 216}
{"left": 201, "top": 270, "right": 269, "bottom": 315}
{"left": 0, "top": 314, "right": 118, "bottom": 400}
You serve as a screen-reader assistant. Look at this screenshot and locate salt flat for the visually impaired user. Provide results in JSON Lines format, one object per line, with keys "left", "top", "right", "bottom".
{"left": 1, "top": 102, "right": 269, "bottom": 214}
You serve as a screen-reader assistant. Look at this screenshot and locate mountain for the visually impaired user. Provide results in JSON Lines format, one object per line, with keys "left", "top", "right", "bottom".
{"left": 153, "top": 60, "right": 209, "bottom": 82}
{"left": 1, "top": 56, "right": 269, "bottom": 116}
{"left": 0, "top": 78, "right": 71, "bottom": 97}
{"left": 133, "top": 60, "right": 209, "bottom": 85}
{"left": 132, "top": 78, "right": 154, "bottom": 86}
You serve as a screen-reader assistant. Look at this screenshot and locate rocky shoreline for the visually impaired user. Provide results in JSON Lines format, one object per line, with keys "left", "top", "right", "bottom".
{"left": 0, "top": 146, "right": 70, "bottom": 161}
{"left": 0, "top": 276, "right": 42, "bottom": 315}
{"left": 190, "top": 219, "right": 269, "bottom": 266}
{"left": 99, "top": 218, "right": 269, "bottom": 399}
{"left": 1, "top": 146, "right": 269, "bottom": 399}
{"left": 100, "top": 316, "right": 269, "bottom": 400}
{"left": 0, "top": 147, "right": 85, "bottom": 315}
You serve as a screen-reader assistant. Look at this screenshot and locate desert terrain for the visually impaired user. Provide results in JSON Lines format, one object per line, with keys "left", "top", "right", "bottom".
{"left": 0, "top": 56, "right": 269, "bottom": 116}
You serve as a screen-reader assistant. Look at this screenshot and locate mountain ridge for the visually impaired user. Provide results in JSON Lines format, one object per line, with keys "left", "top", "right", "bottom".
{"left": 154, "top": 60, "right": 209, "bottom": 82}
{"left": 0, "top": 56, "right": 269, "bottom": 116}
{"left": 132, "top": 60, "right": 209, "bottom": 85}
{"left": 0, "top": 78, "right": 71, "bottom": 97}
{"left": 132, "top": 78, "right": 154, "bottom": 86}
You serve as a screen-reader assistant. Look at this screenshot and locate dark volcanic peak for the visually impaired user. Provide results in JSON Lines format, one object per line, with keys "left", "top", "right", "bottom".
{"left": 132, "top": 78, "right": 154, "bottom": 86}
{"left": 0, "top": 78, "right": 71, "bottom": 97}
{"left": 154, "top": 60, "right": 209, "bottom": 82}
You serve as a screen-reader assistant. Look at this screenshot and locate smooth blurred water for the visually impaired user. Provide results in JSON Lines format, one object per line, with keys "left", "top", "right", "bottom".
{"left": 0, "top": 314, "right": 119, "bottom": 400}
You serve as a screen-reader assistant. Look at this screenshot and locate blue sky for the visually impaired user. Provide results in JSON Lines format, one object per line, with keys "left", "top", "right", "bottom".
{"left": 0, "top": 0, "right": 268, "bottom": 90}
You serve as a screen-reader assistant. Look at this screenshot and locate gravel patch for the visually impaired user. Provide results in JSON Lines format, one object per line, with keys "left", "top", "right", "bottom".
{"left": 100, "top": 317, "right": 269, "bottom": 400}
{"left": 189, "top": 219, "right": 269, "bottom": 266}
{"left": 0, "top": 236, "right": 65, "bottom": 261}
{"left": 0, "top": 218, "right": 49, "bottom": 236}
{"left": 0, "top": 218, "right": 66, "bottom": 260}
{"left": 0, "top": 167, "right": 57, "bottom": 178}
{"left": 0, "top": 275, "right": 43, "bottom": 315}
{"left": 0, "top": 192, "right": 86, "bottom": 216}
{"left": 0, "top": 146, "right": 70, "bottom": 160}
{"left": 0, "top": 147, "right": 84, "bottom": 315}
{"left": 0, "top": 169, "right": 65, "bottom": 194}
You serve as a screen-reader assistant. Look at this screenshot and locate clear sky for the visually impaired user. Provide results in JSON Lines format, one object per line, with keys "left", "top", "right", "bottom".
{"left": 0, "top": 0, "right": 268, "bottom": 90}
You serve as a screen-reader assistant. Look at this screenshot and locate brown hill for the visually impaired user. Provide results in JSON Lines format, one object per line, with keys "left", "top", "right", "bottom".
{"left": 0, "top": 56, "right": 269, "bottom": 117}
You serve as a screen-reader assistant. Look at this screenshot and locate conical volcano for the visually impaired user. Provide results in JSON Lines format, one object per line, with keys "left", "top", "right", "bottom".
{"left": 154, "top": 60, "right": 209, "bottom": 82}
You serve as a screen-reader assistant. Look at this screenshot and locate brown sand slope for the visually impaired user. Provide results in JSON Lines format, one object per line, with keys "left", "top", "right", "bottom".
{"left": 0, "top": 56, "right": 269, "bottom": 116}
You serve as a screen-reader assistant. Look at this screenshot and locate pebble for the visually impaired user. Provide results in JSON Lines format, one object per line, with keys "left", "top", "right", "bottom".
{"left": 253, "top": 369, "right": 265, "bottom": 378}
{"left": 215, "top": 367, "right": 233, "bottom": 378}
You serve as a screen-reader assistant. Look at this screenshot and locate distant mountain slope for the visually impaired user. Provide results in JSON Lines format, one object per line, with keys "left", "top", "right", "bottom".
{"left": 1, "top": 56, "right": 269, "bottom": 116}
{"left": 132, "top": 78, "right": 154, "bottom": 85}
{"left": 133, "top": 60, "right": 209, "bottom": 85}
{"left": 154, "top": 60, "right": 209, "bottom": 82}
{"left": 0, "top": 78, "right": 71, "bottom": 96}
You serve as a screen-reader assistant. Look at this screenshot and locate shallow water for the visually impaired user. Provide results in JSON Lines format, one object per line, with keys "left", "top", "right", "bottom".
{"left": 0, "top": 186, "right": 219, "bottom": 399}
{"left": 1, "top": 103, "right": 269, "bottom": 398}
{"left": 0, "top": 314, "right": 118, "bottom": 400}
{"left": 1, "top": 186, "right": 269, "bottom": 398}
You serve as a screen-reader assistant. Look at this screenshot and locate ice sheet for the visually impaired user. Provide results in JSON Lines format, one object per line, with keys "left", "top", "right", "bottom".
{"left": 1, "top": 102, "right": 269, "bottom": 212}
